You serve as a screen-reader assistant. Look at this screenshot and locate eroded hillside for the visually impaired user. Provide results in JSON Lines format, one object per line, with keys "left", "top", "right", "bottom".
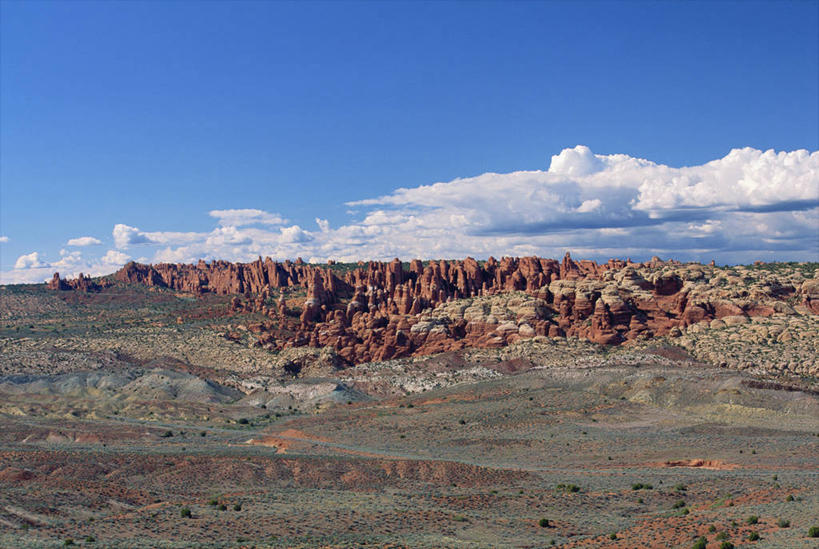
{"left": 42, "top": 256, "right": 819, "bottom": 377}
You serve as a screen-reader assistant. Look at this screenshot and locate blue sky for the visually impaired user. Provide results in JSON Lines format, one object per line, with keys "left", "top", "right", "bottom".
{"left": 1, "top": 1, "right": 817, "bottom": 282}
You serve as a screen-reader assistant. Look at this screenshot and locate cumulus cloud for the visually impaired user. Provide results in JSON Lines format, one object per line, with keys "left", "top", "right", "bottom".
{"left": 3, "top": 146, "right": 817, "bottom": 285}
{"left": 113, "top": 224, "right": 150, "bottom": 248}
{"left": 316, "top": 218, "right": 330, "bottom": 232}
{"left": 14, "top": 252, "right": 44, "bottom": 269}
{"left": 1, "top": 248, "right": 135, "bottom": 284}
{"left": 101, "top": 250, "right": 130, "bottom": 265}
{"left": 576, "top": 199, "right": 602, "bottom": 213}
{"left": 548, "top": 145, "right": 607, "bottom": 176}
{"left": 126, "top": 145, "right": 815, "bottom": 266}
{"left": 113, "top": 223, "right": 202, "bottom": 249}
{"left": 343, "top": 146, "right": 818, "bottom": 258}
{"left": 0, "top": 236, "right": 8, "bottom": 243}
{"left": 67, "top": 236, "right": 102, "bottom": 246}
{"left": 280, "top": 225, "right": 313, "bottom": 243}
{"left": 209, "top": 209, "right": 287, "bottom": 227}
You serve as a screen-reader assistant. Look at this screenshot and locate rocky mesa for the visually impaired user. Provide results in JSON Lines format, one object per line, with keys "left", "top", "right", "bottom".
{"left": 47, "top": 255, "right": 819, "bottom": 372}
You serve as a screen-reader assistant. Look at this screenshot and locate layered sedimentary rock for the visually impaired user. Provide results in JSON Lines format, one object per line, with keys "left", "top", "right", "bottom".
{"left": 48, "top": 255, "right": 819, "bottom": 366}
{"left": 47, "top": 272, "right": 108, "bottom": 292}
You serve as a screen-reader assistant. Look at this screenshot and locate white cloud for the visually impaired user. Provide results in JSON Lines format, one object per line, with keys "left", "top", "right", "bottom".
{"left": 67, "top": 236, "right": 102, "bottom": 246}
{"left": 209, "top": 209, "right": 286, "bottom": 227}
{"left": 3, "top": 146, "right": 817, "bottom": 285}
{"left": 337, "top": 146, "right": 817, "bottom": 262}
{"left": 1, "top": 248, "right": 135, "bottom": 284}
{"left": 632, "top": 148, "right": 818, "bottom": 213}
{"left": 280, "top": 225, "right": 313, "bottom": 243}
{"left": 113, "top": 223, "right": 202, "bottom": 249}
{"left": 55, "top": 249, "right": 82, "bottom": 268}
{"left": 113, "top": 224, "right": 149, "bottom": 248}
{"left": 0, "top": 236, "right": 8, "bottom": 243}
{"left": 101, "top": 250, "right": 130, "bottom": 265}
{"left": 548, "top": 145, "right": 606, "bottom": 176}
{"left": 14, "top": 252, "right": 44, "bottom": 269}
{"left": 576, "top": 199, "right": 602, "bottom": 213}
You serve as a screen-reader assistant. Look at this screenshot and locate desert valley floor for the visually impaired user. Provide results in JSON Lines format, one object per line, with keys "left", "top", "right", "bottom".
{"left": 0, "top": 258, "right": 817, "bottom": 548}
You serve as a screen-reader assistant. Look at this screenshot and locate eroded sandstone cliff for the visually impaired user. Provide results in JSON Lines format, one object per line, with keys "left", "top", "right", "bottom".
{"left": 47, "top": 255, "right": 818, "bottom": 367}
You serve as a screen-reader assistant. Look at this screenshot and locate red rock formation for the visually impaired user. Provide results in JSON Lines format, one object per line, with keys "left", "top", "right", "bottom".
{"left": 47, "top": 272, "right": 106, "bottom": 292}
{"left": 48, "top": 255, "right": 815, "bottom": 366}
{"left": 47, "top": 272, "right": 67, "bottom": 291}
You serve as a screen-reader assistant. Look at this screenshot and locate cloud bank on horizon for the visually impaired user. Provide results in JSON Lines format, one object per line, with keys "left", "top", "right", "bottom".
{"left": 2, "top": 146, "right": 817, "bottom": 284}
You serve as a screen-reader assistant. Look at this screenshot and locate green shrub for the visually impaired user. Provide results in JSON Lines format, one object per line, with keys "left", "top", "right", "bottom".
{"left": 556, "top": 483, "right": 580, "bottom": 493}
{"left": 748, "top": 531, "right": 760, "bottom": 541}
{"left": 218, "top": 504, "right": 227, "bottom": 511}
{"left": 746, "top": 515, "right": 758, "bottom": 525}
{"left": 631, "top": 482, "right": 653, "bottom": 490}
{"left": 778, "top": 519, "right": 790, "bottom": 528}
{"left": 786, "top": 494, "right": 794, "bottom": 502}
{"left": 84, "top": 536, "right": 95, "bottom": 543}
{"left": 233, "top": 504, "right": 242, "bottom": 511}
{"left": 63, "top": 540, "right": 74, "bottom": 547}
{"left": 720, "top": 542, "right": 734, "bottom": 549}
{"left": 691, "top": 537, "right": 707, "bottom": 549}
{"left": 809, "top": 526, "right": 819, "bottom": 538}
{"left": 539, "top": 518, "right": 551, "bottom": 528}
{"left": 674, "top": 483, "right": 687, "bottom": 491}
{"left": 180, "top": 507, "right": 192, "bottom": 518}
{"left": 716, "top": 531, "right": 728, "bottom": 540}
{"left": 672, "top": 499, "right": 686, "bottom": 509}
{"left": 609, "top": 532, "right": 617, "bottom": 540}
{"left": 208, "top": 498, "right": 218, "bottom": 506}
